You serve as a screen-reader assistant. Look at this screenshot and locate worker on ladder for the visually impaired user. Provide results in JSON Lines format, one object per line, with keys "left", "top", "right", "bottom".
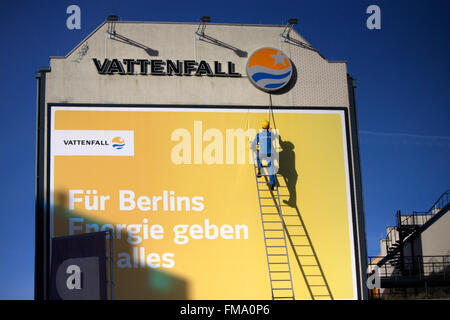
{"left": 251, "top": 120, "right": 276, "bottom": 190}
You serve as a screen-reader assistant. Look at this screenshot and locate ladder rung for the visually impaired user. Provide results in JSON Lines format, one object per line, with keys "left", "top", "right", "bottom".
{"left": 270, "top": 271, "right": 290, "bottom": 273}
{"left": 262, "top": 212, "right": 280, "bottom": 215}
{"left": 273, "top": 288, "right": 293, "bottom": 290}
{"left": 269, "top": 262, "right": 288, "bottom": 264}
{"left": 261, "top": 205, "right": 279, "bottom": 207}
{"left": 264, "top": 229, "right": 284, "bottom": 231}
{"left": 268, "top": 254, "right": 287, "bottom": 256}
{"left": 260, "top": 197, "right": 274, "bottom": 199}
{"left": 264, "top": 221, "right": 283, "bottom": 223}
{"left": 266, "top": 237, "right": 285, "bottom": 239}
{"left": 301, "top": 265, "right": 319, "bottom": 267}
{"left": 267, "top": 245, "right": 287, "bottom": 248}
{"left": 274, "top": 296, "right": 294, "bottom": 299}
{"left": 272, "top": 279, "right": 291, "bottom": 281}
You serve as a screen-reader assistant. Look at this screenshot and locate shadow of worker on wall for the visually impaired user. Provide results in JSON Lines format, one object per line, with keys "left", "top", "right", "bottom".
{"left": 275, "top": 135, "right": 334, "bottom": 299}
{"left": 277, "top": 137, "right": 297, "bottom": 208}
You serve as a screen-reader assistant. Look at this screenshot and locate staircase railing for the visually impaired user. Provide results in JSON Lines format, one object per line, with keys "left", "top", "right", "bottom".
{"left": 368, "top": 255, "right": 450, "bottom": 280}
{"left": 383, "top": 190, "right": 450, "bottom": 256}
{"left": 412, "top": 190, "right": 450, "bottom": 216}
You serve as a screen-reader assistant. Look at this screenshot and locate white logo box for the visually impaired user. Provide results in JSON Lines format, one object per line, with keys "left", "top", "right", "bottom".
{"left": 51, "top": 130, "right": 134, "bottom": 156}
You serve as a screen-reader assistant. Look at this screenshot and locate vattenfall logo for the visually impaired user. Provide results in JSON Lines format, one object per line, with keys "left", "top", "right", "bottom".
{"left": 112, "top": 137, "right": 125, "bottom": 150}
{"left": 246, "top": 47, "right": 292, "bottom": 92}
{"left": 63, "top": 139, "right": 110, "bottom": 146}
{"left": 52, "top": 130, "right": 134, "bottom": 156}
{"left": 62, "top": 137, "right": 125, "bottom": 149}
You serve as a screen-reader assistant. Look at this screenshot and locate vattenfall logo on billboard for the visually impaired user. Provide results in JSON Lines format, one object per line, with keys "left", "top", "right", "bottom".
{"left": 92, "top": 47, "right": 293, "bottom": 92}
{"left": 51, "top": 130, "right": 134, "bottom": 156}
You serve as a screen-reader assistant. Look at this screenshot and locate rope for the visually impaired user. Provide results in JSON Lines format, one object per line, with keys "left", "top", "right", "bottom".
{"left": 268, "top": 93, "right": 278, "bottom": 133}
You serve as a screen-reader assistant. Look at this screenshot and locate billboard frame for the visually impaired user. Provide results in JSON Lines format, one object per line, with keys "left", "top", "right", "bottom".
{"left": 35, "top": 99, "right": 368, "bottom": 300}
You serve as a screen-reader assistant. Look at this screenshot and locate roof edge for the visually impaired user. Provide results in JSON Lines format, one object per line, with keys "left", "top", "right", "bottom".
{"left": 52, "top": 21, "right": 107, "bottom": 60}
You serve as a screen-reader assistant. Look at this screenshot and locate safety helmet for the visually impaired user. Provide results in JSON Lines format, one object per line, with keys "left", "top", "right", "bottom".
{"left": 262, "top": 120, "right": 270, "bottom": 129}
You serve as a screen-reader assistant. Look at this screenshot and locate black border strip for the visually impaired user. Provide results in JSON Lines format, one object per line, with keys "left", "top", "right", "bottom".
{"left": 347, "top": 75, "right": 368, "bottom": 300}
{"left": 341, "top": 106, "right": 362, "bottom": 300}
{"left": 34, "top": 68, "right": 50, "bottom": 300}
{"left": 44, "top": 103, "right": 362, "bottom": 300}
{"left": 48, "top": 103, "right": 350, "bottom": 110}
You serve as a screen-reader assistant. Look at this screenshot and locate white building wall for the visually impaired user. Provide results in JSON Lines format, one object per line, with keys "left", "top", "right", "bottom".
{"left": 420, "top": 211, "right": 450, "bottom": 257}
{"left": 46, "top": 22, "right": 349, "bottom": 107}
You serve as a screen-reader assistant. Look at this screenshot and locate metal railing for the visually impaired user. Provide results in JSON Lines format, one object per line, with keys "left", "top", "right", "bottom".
{"left": 400, "top": 190, "right": 449, "bottom": 226}
{"left": 412, "top": 190, "right": 450, "bottom": 215}
{"left": 368, "top": 255, "right": 450, "bottom": 280}
{"left": 399, "top": 214, "right": 433, "bottom": 226}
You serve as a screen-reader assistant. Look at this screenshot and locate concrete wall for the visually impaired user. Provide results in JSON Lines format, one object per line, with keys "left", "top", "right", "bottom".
{"left": 420, "top": 210, "right": 450, "bottom": 256}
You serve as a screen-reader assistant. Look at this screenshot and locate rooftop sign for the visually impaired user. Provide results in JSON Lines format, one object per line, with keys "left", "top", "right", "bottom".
{"left": 93, "top": 58, "right": 241, "bottom": 77}
{"left": 246, "top": 47, "right": 293, "bottom": 92}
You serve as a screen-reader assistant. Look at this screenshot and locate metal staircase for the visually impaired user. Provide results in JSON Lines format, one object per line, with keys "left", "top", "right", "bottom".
{"left": 381, "top": 190, "right": 450, "bottom": 273}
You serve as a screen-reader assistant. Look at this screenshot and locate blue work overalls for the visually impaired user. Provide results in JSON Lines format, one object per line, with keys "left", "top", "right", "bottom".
{"left": 254, "top": 129, "right": 275, "bottom": 188}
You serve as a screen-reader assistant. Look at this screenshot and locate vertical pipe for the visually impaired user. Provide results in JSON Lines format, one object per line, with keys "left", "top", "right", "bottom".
{"left": 35, "top": 67, "right": 50, "bottom": 300}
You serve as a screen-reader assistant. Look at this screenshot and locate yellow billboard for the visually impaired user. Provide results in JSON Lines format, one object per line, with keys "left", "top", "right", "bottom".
{"left": 49, "top": 106, "right": 357, "bottom": 300}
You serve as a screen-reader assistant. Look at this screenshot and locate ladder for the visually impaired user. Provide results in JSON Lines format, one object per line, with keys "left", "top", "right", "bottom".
{"left": 276, "top": 174, "right": 333, "bottom": 300}
{"left": 253, "top": 155, "right": 295, "bottom": 300}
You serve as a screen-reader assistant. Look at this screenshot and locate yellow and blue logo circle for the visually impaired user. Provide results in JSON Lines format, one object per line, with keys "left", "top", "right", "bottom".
{"left": 112, "top": 137, "right": 125, "bottom": 150}
{"left": 246, "top": 47, "right": 292, "bottom": 92}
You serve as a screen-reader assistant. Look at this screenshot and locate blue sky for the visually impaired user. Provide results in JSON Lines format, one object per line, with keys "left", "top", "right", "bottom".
{"left": 0, "top": 0, "right": 449, "bottom": 299}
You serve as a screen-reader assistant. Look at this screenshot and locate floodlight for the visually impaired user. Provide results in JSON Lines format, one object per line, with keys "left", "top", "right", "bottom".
{"left": 107, "top": 14, "right": 119, "bottom": 22}
{"left": 201, "top": 16, "right": 211, "bottom": 23}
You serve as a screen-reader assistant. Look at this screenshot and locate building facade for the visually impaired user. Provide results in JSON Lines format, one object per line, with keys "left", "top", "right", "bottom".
{"left": 36, "top": 18, "right": 367, "bottom": 300}
{"left": 369, "top": 190, "right": 450, "bottom": 299}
